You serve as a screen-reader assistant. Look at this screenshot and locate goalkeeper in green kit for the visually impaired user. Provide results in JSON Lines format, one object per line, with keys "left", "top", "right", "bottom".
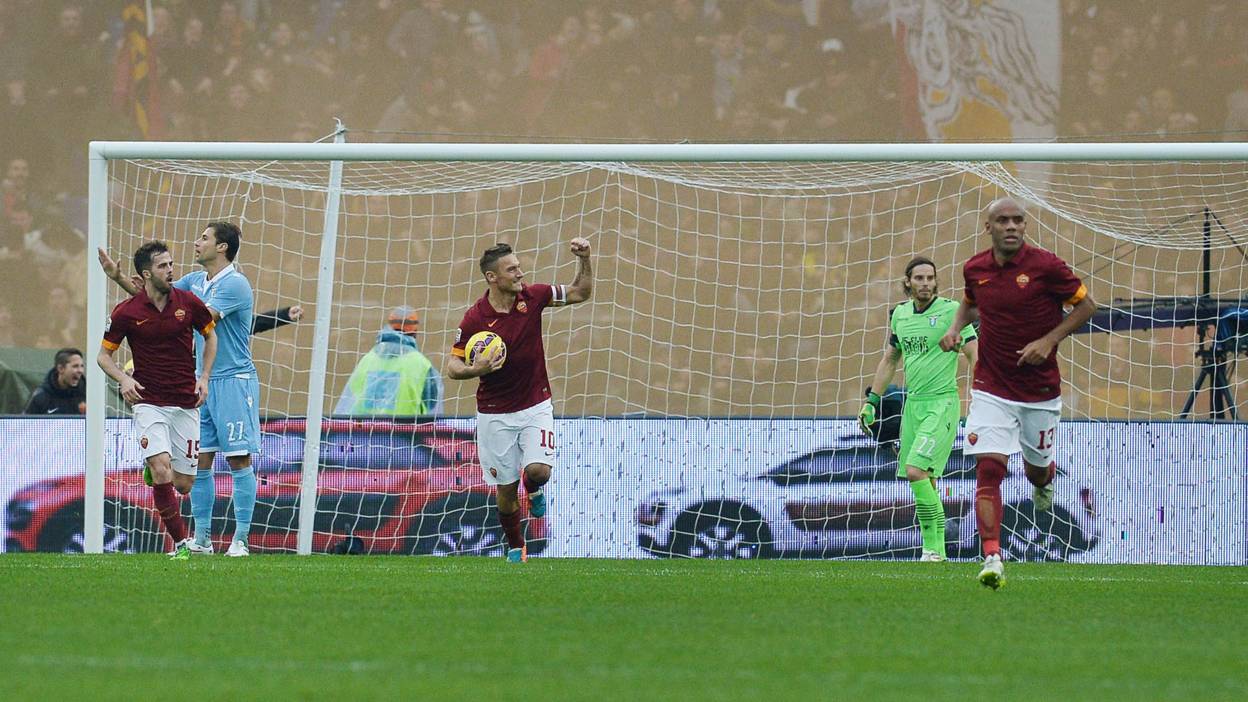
{"left": 860, "top": 257, "right": 978, "bottom": 561}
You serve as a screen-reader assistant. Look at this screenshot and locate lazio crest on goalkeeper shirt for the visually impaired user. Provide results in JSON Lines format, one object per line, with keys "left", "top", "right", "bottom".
{"left": 889, "top": 297, "right": 976, "bottom": 397}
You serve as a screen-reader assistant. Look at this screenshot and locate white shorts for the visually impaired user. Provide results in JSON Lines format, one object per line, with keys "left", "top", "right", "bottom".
{"left": 476, "top": 399, "right": 556, "bottom": 486}
{"left": 133, "top": 404, "right": 200, "bottom": 476}
{"left": 963, "top": 390, "right": 1060, "bottom": 468}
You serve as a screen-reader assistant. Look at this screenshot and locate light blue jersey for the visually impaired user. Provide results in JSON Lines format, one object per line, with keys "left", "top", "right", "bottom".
{"left": 175, "top": 265, "right": 256, "bottom": 378}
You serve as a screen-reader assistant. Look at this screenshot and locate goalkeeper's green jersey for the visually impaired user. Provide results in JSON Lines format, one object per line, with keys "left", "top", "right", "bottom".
{"left": 889, "top": 296, "right": 976, "bottom": 398}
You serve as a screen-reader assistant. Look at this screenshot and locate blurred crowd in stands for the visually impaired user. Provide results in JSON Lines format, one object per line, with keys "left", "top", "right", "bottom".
{"left": 0, "top": 0, "right": 1246, "bottom": 353}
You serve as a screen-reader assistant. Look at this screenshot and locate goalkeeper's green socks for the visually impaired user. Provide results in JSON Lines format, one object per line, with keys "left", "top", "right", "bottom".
{"left": 910, "top": 478, "right": 946, "bottom": 558}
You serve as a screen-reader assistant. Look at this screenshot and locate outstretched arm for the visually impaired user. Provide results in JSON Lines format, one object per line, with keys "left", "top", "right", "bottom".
{"left": 252, "top": 305, "right": 303, "bottom": 335}
{"left": 97, "top": 248, "right": 140, "bottom": 296}
{"left": 564, "top": 237, "right": 593, "bottom": 304}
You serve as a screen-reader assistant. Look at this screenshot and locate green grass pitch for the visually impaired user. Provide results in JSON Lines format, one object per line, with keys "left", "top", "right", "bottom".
{"left": 1, "top": 555, "right": 1244, "bottom": 701}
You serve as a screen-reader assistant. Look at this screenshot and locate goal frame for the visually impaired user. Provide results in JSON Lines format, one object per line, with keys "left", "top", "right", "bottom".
{"left": 84, "top": 140, "right": 1248, "bottom": 554}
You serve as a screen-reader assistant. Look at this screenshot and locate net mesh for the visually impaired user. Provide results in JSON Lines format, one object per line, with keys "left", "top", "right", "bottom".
{"left": 96, "top": 157, "right": 1248, "bottom": 559}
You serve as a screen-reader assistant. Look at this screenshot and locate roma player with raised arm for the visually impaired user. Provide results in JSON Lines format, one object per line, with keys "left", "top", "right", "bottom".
{"left": 447, "top": 239, "right": 592, "bottom": 563}
{"left": 97, "top": 241, "right": 217, "bottom": 560}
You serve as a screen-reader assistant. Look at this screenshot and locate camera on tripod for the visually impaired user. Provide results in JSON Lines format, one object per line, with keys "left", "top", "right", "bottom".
{"left": 1213, "top": 306, "right": 1248, "bottom": 357}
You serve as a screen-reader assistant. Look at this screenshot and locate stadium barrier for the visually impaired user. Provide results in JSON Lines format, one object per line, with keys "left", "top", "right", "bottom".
{"left": 5, "top": 417, "right": 1243, "bottom": 563}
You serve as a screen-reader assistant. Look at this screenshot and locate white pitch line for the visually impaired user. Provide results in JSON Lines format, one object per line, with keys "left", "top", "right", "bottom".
{"left": 14, "top": 653, "right": 386, "bottom": 674}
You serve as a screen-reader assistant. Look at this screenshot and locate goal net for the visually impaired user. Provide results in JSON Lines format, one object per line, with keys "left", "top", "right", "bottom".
{"left": 87, "top": 147, "right": 1248, "bottom": 563}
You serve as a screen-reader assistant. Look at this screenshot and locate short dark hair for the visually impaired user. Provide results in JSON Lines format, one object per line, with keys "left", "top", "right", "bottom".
{"left": 54, "top": 347, "right": 82, "bottom": 368}
{"left": 479, "top": 243, "right": 513, "bottom": 276}
{"left": 133, "top": 241, "right": 170, "bottom": 276}
{"left": 902, "top": 256, "right": 937, "bottom": 296}
{"left": 206, "top": 221, "right": 242, "bottom": 261}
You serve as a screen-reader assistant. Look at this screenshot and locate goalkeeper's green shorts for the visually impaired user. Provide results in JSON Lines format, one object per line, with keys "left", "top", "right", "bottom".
{"left": 897, "top": 394, "right": 960, "bottom": 478}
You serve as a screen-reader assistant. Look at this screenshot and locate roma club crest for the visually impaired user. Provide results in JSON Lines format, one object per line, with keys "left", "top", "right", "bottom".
{"left": 516, "top": 301, "right": 528, "bottom": 313}
{"left": 967, "top": 433, "right": 978, "bottom": 446}
{"left": 174, "top": 308, "right": 186, "bottom": 320}
{"left": 1015, "top": 273, "right": 1030, "bottom": 289}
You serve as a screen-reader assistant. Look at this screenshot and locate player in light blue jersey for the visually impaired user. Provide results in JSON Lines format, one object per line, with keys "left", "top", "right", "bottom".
{"left": 171, "top": 223, "right": 258, "bottom": 557}
{"left": 100, "top": 222, "right": 299, "bottom": 557}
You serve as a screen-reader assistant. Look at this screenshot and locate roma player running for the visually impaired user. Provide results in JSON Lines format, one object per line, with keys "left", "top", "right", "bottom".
{"left": 939, "top": 198, "right": 1096, "bottom": 589}
{"left": 447, "top": 239, "right": 593, "bottom": 563}
{"left": 97, "top": 241, "right": 217, "bottom": 560}
{"left": 861, "top": 256, "right": 978, "bottom": 562}
{"left": 99, "top": 222, "right": 292, "bottom": 557}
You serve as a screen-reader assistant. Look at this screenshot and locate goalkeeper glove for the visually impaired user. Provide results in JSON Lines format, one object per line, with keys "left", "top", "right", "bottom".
{"left": 858, "top": 391, "right": 882, "bottom": 436}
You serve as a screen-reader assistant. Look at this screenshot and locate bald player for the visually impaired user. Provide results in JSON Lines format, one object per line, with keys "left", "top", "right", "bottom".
{"left": 939, "top": 198, "right": 1096, "bottom": 589}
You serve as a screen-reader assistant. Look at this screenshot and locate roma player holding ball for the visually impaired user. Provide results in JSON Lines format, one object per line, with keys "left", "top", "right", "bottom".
{"left": 447, "top": 239, "right": 593, "bottom": 563}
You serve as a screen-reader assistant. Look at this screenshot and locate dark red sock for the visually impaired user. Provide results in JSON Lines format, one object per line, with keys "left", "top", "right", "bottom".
{"left": 498, "top": 509, "right": 525, "bottom": 551}
{"left": 1027, "top": 461, "right": 1057, "bottom": 488}
{"left": 975, "top": 457, "right": 1007, "bottom": 557}
{"left": 152, "top": 482, "right": 187, "bottom": 543}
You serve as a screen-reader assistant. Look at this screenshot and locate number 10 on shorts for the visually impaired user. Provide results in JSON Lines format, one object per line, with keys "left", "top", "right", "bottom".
{"left": 539, "top": 429, "right": 555, "bottom": 449}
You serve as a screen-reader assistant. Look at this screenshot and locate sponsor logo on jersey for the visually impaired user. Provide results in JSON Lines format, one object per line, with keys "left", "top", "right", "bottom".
{"left": 135, "top": 318, "right": 150, "bottom": 326}
{"left": 174, "top": 308, "right": 186, "bottom": 321}
{"left": 487, "top": 320, "right": 498, "bottom": 328}
{"left": 1015, "top": 273, "right": 1030, "bottom": 289}
{"left": 454, "top": 328, "right": 462, "bottom": 343}
{"left": 977, "top": 278, "right": 990, "bottom": 285}
{"left": 516, "top": 301, "right": 528, "bottom": 313}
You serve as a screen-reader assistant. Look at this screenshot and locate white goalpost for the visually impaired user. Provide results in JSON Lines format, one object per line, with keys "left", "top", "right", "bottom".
{"left": 83, "top": 141, "right": 1248, "bottom": 562}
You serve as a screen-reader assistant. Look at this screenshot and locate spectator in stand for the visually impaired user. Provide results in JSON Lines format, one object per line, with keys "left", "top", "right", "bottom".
{"left": 34, "top": 5, "right": 101, "bottom": 115}
{"left": 711, "top": 31, "right": 743, "bottom": 122}
{"left": 1, "top": 78, "right": 46, "bottom": 167}
{"left": 32, "top": 4, "right": 103, "bottom": 186}
{"left": 25, "top": 346, "right": 86, "bottom": 414}
{"left": 46, "top": 285, "right": 83, "bottom": 349}
{"left": 0, "top": 302, "right": 15, "bottom": 347}
{"left": 1, "top": 158, "right": 40, "bottom": 221}
{"left": 215, "top": 1, "right": 254, "bottom": 57}
{"left": 1223, "top": 76, "right": 1248, "bottom": 139}
{"left": 522, "top": 15, "right": 584, "bottom": 130}
{"left": 163, "top": 15, "right": 216, "bottom": 119}
{"left": 15, "top": 208, "right": 81, "bottom": 271}
{"left": 0, "top": 11, "right": 28, "bottom": 82}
